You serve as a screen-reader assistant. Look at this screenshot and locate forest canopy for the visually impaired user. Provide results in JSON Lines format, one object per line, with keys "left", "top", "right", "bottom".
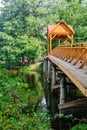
{"left": 0, "top": 0, "right": 87, "bottom": 68}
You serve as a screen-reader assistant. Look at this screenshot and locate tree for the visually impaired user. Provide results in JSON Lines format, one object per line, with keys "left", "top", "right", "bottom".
{"left": 47, "top": 0, "right": 87, "bottom": 42}
{"left": 0, "top": 0, "right": 87, "bottom": 68}
{"left": 0, "top": 0, "right": 48, "bottom": 68}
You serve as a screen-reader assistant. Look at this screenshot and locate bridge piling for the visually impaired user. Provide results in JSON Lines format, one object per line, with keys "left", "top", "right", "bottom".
{"left": 59, "top": 74, "right": 66, "bottom": 113}
{"left": 43, "top": 58, "right": 52, "bottom": 108}
{"left": 51, "top": 64, "right": 56, "bottom": 93}
{"left": 43, "top": 58, "right": 48, "bottom": 79}
{"left": 47, "top": 60, "right": 51, "bottom": 83}
{"left": 43, "top": 58, "right": 46, "bottom": 76}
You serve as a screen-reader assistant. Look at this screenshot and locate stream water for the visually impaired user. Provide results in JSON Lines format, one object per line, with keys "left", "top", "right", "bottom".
{"left": 39, "top": 94, "right": 47, "bottom": 110}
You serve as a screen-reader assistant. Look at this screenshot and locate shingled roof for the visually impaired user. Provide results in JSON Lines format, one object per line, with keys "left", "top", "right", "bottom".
{"left": 47, "top": 20, "right": 75, "bottom": 41}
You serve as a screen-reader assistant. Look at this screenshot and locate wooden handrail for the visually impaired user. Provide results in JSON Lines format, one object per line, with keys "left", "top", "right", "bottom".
{"left": 50, "top": 43, "right": 87, "bottom": 68}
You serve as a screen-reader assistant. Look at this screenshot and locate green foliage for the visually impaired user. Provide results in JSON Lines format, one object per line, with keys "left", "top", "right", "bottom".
{"left": 0, "top": 0, "right": 47, "bottom": 68}
{"left": 55, "top": 0, "right": 87, "bottom": 43}
{"left": 71, "top": 124, "right": 87, "bottom": 130}
{"left": 0, "top": 65, "right": 51, "bottom": 130}
{"left": 54, "top": 113, "right": 77, "bottom": 121}
{"left": 1, "top": 34, "right": 43, "bottom": 68}
{"left": 0, "top": 0, "right": 87, "bottom": 67}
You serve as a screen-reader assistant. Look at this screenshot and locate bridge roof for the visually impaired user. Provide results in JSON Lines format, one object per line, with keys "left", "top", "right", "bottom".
{"left": 47, "top": 20, "right": 75, "bottom": 41}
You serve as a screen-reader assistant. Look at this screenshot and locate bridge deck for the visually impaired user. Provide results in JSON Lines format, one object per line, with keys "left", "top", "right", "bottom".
{"left": 48, "top": 55, "right": 87, "bottom": 97}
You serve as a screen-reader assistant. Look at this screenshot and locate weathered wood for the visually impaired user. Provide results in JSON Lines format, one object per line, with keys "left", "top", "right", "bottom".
{"left": 43, "top": 59, "right": 46, "bottom": 74}
{"left": 43, "top": 59, "right": 48, "bottom": 79}
{"left": 48, "top": 55, "right": 87, "bottom": 97}
{"left": 59, "top": 75, "right": 66, "bottom": 104}
{"left": 47, "top": 60, "right": 51, "bottom": 83}
{"left": 58, "top": 98, "right": 87, "bottom": 110}
{"left": 49, "top": 35, "right": 52, "bottom": 53}
{"left": 52, "top": 84, "right": 60, "bottom": 90}
{"left": 51, "top": 65, "right": 56, "bottom": 92}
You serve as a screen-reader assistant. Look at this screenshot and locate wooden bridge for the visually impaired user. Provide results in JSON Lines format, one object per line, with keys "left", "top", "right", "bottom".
{"left": 43, "top": 20, "right": 87, "bottom": 113}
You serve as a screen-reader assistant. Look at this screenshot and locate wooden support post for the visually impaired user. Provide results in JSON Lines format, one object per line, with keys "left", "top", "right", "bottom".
{"left": 43, "top": 59, "right": 51, "bottom": 107}
{"left": 47, "top": 85, "right": 51, "bottom": 107}
{"left": 48, "top": 40, "right": 50, "bottom": 54}
{"left": 43, "top": 59, "right": 48, "bottom": 78}
{"left": 51, "top": 65, "right": 56, "bottom": 93}
{"left": 60, "top": 76, "right": 65, "bottom": 104}
{"left": 49, "top": 35, "right": 52, "bottom": 53}
{"left": 59, "top": 74, "right": 66, "bottom": 113}
{"left": 71, "top": 35, "right": 74, "bottom": 45}
{"left": 47, "top": 60, "right": 51, "bottom": 83}
{"left": 43, "top": 59, "right": 46, "bottom": 75}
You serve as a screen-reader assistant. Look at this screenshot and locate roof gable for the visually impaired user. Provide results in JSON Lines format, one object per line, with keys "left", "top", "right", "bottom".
{"left": 47, "top": 20, "right": 75, "bottom": 41}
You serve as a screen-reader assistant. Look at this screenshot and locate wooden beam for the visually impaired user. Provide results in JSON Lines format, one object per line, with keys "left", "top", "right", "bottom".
{"left": 60, "top": 75, "right": 66, "bottom": 104}
{"left": 58, "top": 98, "right": 87, "bottom": 109}
{"left": 73, "top": 49, "right": 87, "bottom": 65}
{"left": 47, "top": 60, "right": 51, "bottom": 83}
{"left": 49, "top": 35, "right": 52, "bottom": 53}
{"left": 79, "top": 58, "right": 87, "bottom": 68}
{"left": 52, "top": 84, "right": 60, "bottom": 90}
{"left": 51, "top": 65, "right": 56, "bottom": 92}
{"left": 67, "top": 35, "right": 72, "bottom": 40}
{"left": 48, "top": 40, "right": 50, "bottom": 54}
{"left": 48, "top": 56, "right": 87, "bottom": 97}
{"left": 51, "top": 34, "right": 57, "bottom": 40}
{"left": 71, "top": 35, "right": 74, "bottom": 45}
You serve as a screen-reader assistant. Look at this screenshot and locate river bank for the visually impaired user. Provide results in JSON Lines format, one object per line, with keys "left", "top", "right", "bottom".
{"left": 0, "top": 63, "right": 52, "bottom": 130}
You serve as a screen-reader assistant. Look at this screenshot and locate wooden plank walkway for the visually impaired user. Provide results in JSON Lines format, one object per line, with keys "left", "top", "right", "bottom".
{"left": 48, "top": 55, "right": 87, "bottom": 96}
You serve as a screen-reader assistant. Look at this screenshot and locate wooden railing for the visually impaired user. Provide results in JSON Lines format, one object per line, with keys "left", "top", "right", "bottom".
{"left": 50, "top": 42, "right": 87, "bottom": 69}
